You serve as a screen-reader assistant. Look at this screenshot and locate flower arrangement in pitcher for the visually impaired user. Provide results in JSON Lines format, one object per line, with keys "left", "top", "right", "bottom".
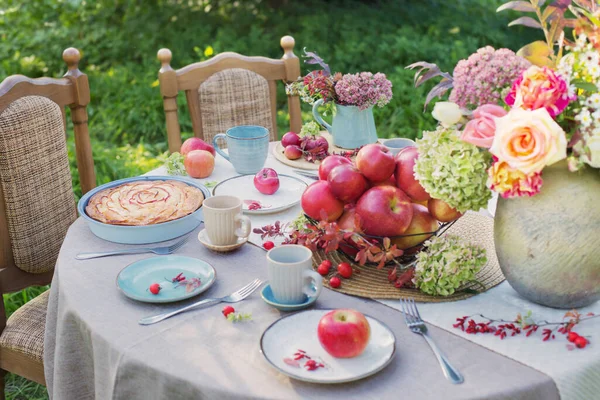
{"left": 286, "top": 50, "right": 393, "bottom": 112}
{"left": 408, "top": 0, "right": 600, "bottom": 203}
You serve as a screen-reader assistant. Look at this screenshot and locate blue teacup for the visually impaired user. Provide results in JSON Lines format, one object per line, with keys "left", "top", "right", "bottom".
{"left": 381, "top": 138, "right": 416, "bottom": 156}
{"left": 213, "top": 126, "right": 270, "bottom": 174}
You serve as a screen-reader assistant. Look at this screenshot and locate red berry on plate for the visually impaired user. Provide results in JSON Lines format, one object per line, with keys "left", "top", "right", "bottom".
{"left": 317, "top": 262, "right": 330, "bottom": 276}
{"left": 321, "top": 260, "right": 332, "bottom": 268}
{"left": 263, "top": 241, "right": 275, "bottom": 250}
{"left": 567, "top": 331, "right": 580, "bottom": 343}
{"left": 574, "top": 336, "right": 588, "bottom": 349}
{"left": 337, "top": 262, "right": 353, "bottom": 278}
{"left": 222, "top": 306, "right": 235, "bottom": 317}
{"left": 329, "top": 276, "right": 341, "bottom": 288}
{"left": 149, "top": 283, "right": 161, "bottom": 295}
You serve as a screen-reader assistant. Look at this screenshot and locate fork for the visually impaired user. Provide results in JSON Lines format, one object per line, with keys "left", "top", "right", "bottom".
{"left": 75, "top": 235, "right": 190, "bottom": 260}
{"left": 400, "top": 297, "right": 464, "bottom": 384}
{"left": 138, "top": 278, "right": 264, "bottom": 325}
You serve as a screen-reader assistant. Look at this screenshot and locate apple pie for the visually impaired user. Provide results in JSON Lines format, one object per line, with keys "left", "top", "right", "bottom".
{"left": 86, "top": 180, "right": 204, "bottom": 225}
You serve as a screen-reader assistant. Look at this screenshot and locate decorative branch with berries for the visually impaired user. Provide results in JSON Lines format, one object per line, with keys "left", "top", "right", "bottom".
{"left": 453, "top": 310, "right": 597, "bottom": 349}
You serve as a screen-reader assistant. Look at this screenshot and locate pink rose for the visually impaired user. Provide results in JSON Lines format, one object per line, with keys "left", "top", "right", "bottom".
{"left": 460, "top": 104, "right": 507, "bottom": 148}
{"left": 490, "top": 108, "right": 567, "bottom": 174}
{"left": 505, "top": 66, "right": 575, "bottom": 118}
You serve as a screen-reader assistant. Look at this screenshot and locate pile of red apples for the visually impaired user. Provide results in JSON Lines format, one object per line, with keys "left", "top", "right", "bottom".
{"left": 301, "top": 144, "right": 462, "bottom": 251}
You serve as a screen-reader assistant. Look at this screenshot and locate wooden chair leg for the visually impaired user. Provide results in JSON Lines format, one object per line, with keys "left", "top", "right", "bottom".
{"left": 0, "top": 368, "right": 6, "bottom": 400}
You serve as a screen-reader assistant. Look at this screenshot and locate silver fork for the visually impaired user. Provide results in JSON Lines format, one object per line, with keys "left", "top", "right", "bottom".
{"left": 75, "top": 235, "right": 190, "bottom": 260}
{"left": 400, "top": 297, "right": 464, "bottom": 384}
{"left": 138, "top": 279, "right": 264, "bottom": 325}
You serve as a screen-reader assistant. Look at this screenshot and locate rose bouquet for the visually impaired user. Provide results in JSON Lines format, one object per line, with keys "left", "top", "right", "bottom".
{"left": 409, "top": 0, "right": 600, "bottom": 201}
{"left": 407, "top": 0, "right": 600, "bottom": 308}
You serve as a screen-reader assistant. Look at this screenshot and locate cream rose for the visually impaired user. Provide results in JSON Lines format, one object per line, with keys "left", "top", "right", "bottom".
{"left": 490, "top": 108, "right": 567, "bottom": 174}
{"left": 584, "top": 134, "right": 600, "bottom": 168}
{"left": 432, "top": 102, "right": 463, "bottom": 127}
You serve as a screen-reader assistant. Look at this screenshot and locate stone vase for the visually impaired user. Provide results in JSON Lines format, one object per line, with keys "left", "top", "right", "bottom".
{"left": 494, "top": 160, "right": 600, "bottom": 308}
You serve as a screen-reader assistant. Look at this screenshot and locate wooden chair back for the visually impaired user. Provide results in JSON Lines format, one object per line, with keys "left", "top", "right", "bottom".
{"left": 157, "top": 35, "right": 302, "bottom": 153}
{"left": 0, "top": 48, "right": 95, "bottom": 302}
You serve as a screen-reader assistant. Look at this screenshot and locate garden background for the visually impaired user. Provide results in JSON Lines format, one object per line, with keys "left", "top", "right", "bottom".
{"left": 1, "top": 0, "right": 530, "bottom": 398}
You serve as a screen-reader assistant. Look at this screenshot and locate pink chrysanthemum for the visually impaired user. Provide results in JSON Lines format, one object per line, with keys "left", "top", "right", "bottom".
{"left": 450, "top": 46, "right": 531, "bottom": 108}
{"left": 505, "top": 66, "right": 575, "bottom": 118}
{"left": 334, "top": 72, "right": 392, "bottom": 110}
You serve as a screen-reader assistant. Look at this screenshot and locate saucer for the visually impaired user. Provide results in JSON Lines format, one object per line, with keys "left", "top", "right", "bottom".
{"left": 197, "top": 229, "right": 248, "bottom": 253}
{"left": 260, "top": 284, "right": 318, "bottom": 311}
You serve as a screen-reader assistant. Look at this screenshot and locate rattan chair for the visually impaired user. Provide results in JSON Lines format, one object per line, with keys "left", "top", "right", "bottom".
{"left": 157, "top": 35, "right": 302, "bottom": 153}
{"left": 0, "top": 48, "right": 95, "bottom": 398}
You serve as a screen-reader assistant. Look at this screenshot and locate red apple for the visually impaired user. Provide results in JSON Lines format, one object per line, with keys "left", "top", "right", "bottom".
{"left": 337, "top": 207, "right": 363, "bottom": 233}
{"left": 395, "top": 146, "right": 430, "bottom": 202}
{"left": 370, "top": 174, "right": 396, "bottom": 187}
{"left": 314, "top": 136, "right": 329, "bottom": 153}
{"left": 301, "top": 181, "right": 344, "bottom": 222}
{"left": 254, "top": 168, "right": 280, "bottom": 195}
{"left": 184, "top": 150, "right": 215, "bottom": 178}
{"left": 391, "top": 204, "right": 439, "bottom": 250}
{"left": 327, "top": 165, "right": 368, "bottom": 203}
{"left": 356, "top": 144, "right": 395, "bottom": 183}
{"left": 281, "top": 131, "right": 301, "bottom": 147}
{"left": 318, "top": 155, "right": 352, "bottom": 180}
{"left": 181, "top": 137, "right": 216, "bottom": 157}
{"left": 428, "top": 198, "right": 463, "bottom": 222}
{"left": 317, "top": 309, "right": 371, "bottom": 358}
{"left": 355, "top": 186, "right": 413, "bottom": 236}
{"left": 284, "top": 145, "right": 303, "bottom": 160}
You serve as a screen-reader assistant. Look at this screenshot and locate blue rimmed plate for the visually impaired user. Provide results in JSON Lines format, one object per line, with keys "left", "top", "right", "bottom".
{"left": 116, "top": 255, "right": 216, "bottom": 303}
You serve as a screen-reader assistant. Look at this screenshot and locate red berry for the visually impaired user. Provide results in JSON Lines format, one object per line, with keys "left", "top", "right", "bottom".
{"left": 574, "top": 336, "right": 588, "bottom": 349}
{"left": 329, "top": 276, "right": 341, "bottom": 288}
{"left": 317, "top": 262, "right": 330, "bottom": 276}
{"left": 149, "top": 283, "right": 161, "bottom": 295}
{"left": 321, "top": 260, "right": 332, "bottom": 268}
{"left": 222, "top": 306, "right": 235, "bottom": 317}
{"left": 337, "top": 262, "right": 353, "bottom": 278}
{"left": 263, "top": 241, "right": 275, "bottom": 250}
{"left": 567, "top": 332, "right": 580, "bottom": 343}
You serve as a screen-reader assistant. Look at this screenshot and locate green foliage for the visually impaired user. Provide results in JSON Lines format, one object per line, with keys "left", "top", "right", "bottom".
{"left": 414, "top": 235, "right": 487, "bottom": 296}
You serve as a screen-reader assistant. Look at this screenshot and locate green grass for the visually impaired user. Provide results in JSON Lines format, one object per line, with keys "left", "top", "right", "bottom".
{"left": 0, "top": 0, "right": 530, "bottom": 397}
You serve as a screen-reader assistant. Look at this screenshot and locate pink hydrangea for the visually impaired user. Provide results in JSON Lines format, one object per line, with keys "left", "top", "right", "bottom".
{"left": 450, "top": 46, "right": 531, "bottom": 108}
{"left": 334, "top": 72, "right": 393, "bottom": 110}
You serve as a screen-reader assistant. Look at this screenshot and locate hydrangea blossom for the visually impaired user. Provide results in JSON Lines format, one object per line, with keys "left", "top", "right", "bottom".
{"left": 414, "top": 127, "right": 492, "bottom": 213}
{"left": 334, "top": 72, "right": 393, "bottom": 110}
{"left": 450, "top": 46, "right": 531, "bottom": 108}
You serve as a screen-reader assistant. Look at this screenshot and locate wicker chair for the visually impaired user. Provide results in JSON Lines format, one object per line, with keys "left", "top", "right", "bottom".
{"left": 0, "top": 48, "right": 95, "bottom": 398}
{"left": 157, "top": 35, "right": 302, "bottom": 153}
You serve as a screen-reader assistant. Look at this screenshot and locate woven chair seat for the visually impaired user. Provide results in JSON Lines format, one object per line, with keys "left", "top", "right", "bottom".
{"left": 0, "top": 290, "right": 49, "bottom": 364}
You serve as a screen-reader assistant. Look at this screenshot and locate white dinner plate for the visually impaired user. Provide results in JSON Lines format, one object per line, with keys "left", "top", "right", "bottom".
{"left": 212, "top": 174, "right": 308, "bottom": 215}
{"left": 260, "top": 309, "right": 396, "bottom": 384}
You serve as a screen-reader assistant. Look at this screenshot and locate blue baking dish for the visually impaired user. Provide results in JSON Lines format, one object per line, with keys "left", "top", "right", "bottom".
{"left": 77, "top": 176, "right": 210, "bottom": 244}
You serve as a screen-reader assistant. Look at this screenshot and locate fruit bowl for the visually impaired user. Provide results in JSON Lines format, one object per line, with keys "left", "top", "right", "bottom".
{"left": 305, "top": 214, "right": 459, "bottom": 265}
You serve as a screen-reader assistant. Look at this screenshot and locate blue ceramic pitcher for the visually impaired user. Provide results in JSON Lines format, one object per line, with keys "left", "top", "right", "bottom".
{"left": 312, "top": 99, "right": 378, "bottom": 149}
{"left": 213, "top": 126, "right": 269, "bottom": 174}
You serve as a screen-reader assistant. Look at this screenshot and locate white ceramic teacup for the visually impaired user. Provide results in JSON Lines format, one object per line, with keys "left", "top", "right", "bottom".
{"left": 202, "top": 196, "right": 251, "bottom": 246}
{"left": 381, "top": 138, "right": 416, "bottom": 156}
{"left": 267, "top": 245, "right": 323, "bottom": 305}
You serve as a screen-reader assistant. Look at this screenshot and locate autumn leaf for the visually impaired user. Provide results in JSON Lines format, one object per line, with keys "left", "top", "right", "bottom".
{"left": 517, "top": 41, "right": 554, "bottom": 66}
